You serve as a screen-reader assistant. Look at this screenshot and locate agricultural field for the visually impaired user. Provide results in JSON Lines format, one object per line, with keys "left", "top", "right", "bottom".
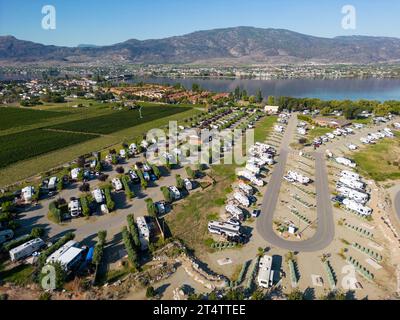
{"left": 0, "top": 107, "right": 69, "bottom": 131}
{"left": 49, "top": 105, "right": 191, "bottom": 135}
{"left": 353, "top": 132, "right": 400, "bottom": 181}
{"left": 0, "top": 129, "right": 98, "bottom": 169}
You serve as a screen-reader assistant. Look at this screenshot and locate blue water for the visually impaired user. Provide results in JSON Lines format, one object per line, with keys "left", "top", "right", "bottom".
{"left": 132, "top": 77, "right": 400, "bottom": 101}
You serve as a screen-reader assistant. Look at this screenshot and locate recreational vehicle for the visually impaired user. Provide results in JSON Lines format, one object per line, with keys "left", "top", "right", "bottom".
{"left": 343, "top": 198, "right": 372, "bottom": 216}
{"left": 336, "top": 157, "right": 356, "bottom": 168}
{"left": 233, "top": 192, "right": 250, "bottom": 207}
{"left": 10, "top": 238, "right": 45, "bottom": 262}
{"left": 257, "top": 255, "right": 274, "bottom": 289}
{"left": 137, "top": 216, "right": 150, "bottom": 251}
{"left": 92, "top": 188, "right": 105, "bottom": 204}
{"left": 68, "top": 199, "right": 82, "bottom": 218}
{"left": 112, "top": 178, "right": 123, "bottom": 191}
{"left": 225, "top": 204, "right": 244, "bottom": 221}
{"left": 208, "top": 221, "right": 241, "bottom": 238}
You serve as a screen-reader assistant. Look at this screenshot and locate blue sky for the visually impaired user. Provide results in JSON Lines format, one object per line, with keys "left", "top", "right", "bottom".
{"left": 0, "top": 0, "right": 399, "bottom": 46}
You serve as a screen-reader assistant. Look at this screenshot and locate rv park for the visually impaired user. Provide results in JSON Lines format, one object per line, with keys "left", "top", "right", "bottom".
{"left": 1, "top": 81, "right": 400, "bottom": 300}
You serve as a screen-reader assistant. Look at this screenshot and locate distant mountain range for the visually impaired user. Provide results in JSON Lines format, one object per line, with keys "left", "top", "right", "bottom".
{"left": 2, "top": 27, "right": 400, "bottom": 65}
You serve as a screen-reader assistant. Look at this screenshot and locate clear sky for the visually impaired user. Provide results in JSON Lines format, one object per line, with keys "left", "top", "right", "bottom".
{"left": 0, "top": 0, "right": 399, "bottom": 47}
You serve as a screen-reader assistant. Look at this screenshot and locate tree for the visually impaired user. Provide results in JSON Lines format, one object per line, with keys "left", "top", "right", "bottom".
{"left": 287, "top": 289, "right": 304, "bottom": 300}
{"left": 151, "top": 164, "right": 161, "bottom": 179}
{"left": 145, "top": 198, "right": 157, "bottom": 217}
{"left": 256, "top": 89, "right": 263, "bottom": 103}
{"left": 79, "top": 183, "right": 90, "bottom": 192}
{"left": 146, "top": 286, "right": 156, "bottom": 298}
{"left": 30, "top": 227, "right": 44, "bottom": 238}
{"left": 116, "top": 166, "right": 125, "bottom": 174}
{"left": 161, "top": 187, "right": 172, "bottom": 203}
{"left": 127, "top": 215, "right": 141, "bottom": 249}
{"left": 176, "top": 175, "right": 185, "bottom": 190}
{"left": 122, "top": 227, "right": 139, "bottom": 269}
{"left": 267, "top": 96, "right": 275, "bottom": 105}
{"left": 185, "top": 167, "right": 196, "bottom": 179}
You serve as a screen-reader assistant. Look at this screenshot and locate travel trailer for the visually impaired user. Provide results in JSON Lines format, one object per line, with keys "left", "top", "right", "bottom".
{"left": 68, "top": 199, "right": 82, "bottom": 218}
{"left": 336, "top": 157, "right": 356, "bottom": 168}
{"left": 341, "top": 170, "right": 360, "bottom": 181}
{"left": 285, "top": 171, "right": 310, "bottom": 185}
{"left": 137, "top": 216, "right": 150, "bottom": 251}
{"left": 339, "top": 177, "right": 365, "bottom": 191}
{"left": 257, "top": 255, "right": 274, "bottom": 289}
{"left": 233, "top": 192, "right": 250, "bottom": 207}
{"left": 208, "top": 221, "right": 241, "bottom": 238}
{"left": 343, "top": 198, "right": 372, "bottom": 216}
{"left": 10, "top": 238, "right": 45, "bottom": 262}
{"left": 237, "top": 170, "right": 264, "bottom": 187}
{"left": 168, "top": 186, "right": 181, "bottom": 200}
{"left": 92, "top": 188, "right": 105, "bottom": 204}
{"left": 112, "top": 178, "right": 123, "bottom": 191}
{"left": 337, "top": 185, "right": 369, "bottom": 204}
{"left": 225, "top": 204, "right": 244, "bottom": 221}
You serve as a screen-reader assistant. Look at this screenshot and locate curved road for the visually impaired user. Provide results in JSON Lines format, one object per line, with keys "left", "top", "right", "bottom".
{"left": 256, "top": 114, "right": 335, "bottom": 252}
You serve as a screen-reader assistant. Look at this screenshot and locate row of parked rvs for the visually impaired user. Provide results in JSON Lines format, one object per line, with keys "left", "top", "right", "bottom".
{"left": 335, "top": 170, "right": 372, "bottom": 216}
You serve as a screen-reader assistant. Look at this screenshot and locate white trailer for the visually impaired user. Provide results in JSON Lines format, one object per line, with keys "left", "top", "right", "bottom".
{"left": 343, "top": 198, "right": 372, "bottom": 216}
{"left": 237, "top": 170, "right": 264, "bottom": 187}
{"left": 208, "top": 221, "right": 241, "bottom": 237}
{"left": 257, "top": 255, "right": 274, "bottom": 289}
{"left": 68, "top": 199, "right": 82, "bottom": 218}
{"left": 337, "top": 185, "right": 369, "bottom": 204}
{"left": 21, "top": 186, "right": 34, "bottom": 202}
{"left": 233, "top": 192, "right": 250, "bottom": 207}
{"left": 136, "top": 216, "right": 150, "bottom": 251}
{"left": 339, "top": 177, "right": 365, "bottom": 191}
{"left": 245, "top": 163, "right": 261, "bottom": 175}
{"left": 184, "top": 178, "right": 193, "bottom": 191}
{"left": 341, "top": 170, "right": 360, "bottom": 181}
{"left": 286, "top": 171, "right": 310, "bottom": 185}
{"left": 237, "top": 182, "right": 253, "bottom": 196}
{"left": 336, "top": 157, "right": 356, "bottom": 168}
{"left": 225, "top": 204, "right": 244, "bottom": 220}
{"left": 10, "top": 238, "right": 45, "bottom": 262}
{"left": 46, "top": 240, "right": 78, "bottom": 265}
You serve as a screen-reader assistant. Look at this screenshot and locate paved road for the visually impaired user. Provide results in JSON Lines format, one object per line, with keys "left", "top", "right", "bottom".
{"left": 256, "top": 114, "right": 335, "bottom": 252}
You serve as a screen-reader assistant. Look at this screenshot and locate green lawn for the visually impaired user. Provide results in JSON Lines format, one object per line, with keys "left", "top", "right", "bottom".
{"left": 353, "top": 133, "right": 400, "bottom": 181}
{"left": 254, "top": 115, "right": 278, "bottom": 142}
{"left": 308, "top": 127, "right": 332, "bottom": 140}
{"left": 0, "top": 264, "right": 34, "bottom": 286}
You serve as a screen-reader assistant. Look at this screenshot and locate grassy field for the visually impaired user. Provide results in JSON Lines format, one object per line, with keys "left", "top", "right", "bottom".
{"left": 254, "top": 115, "right": 278, "bottom": 142}
{"left": 0, "top": 264, "right": 34, "bottom": 286}
{"left": 307, "top": 127, "right": 332, "bottom": 140}
{"left": 352, "top": 133, "right": 400, "bottom": 181}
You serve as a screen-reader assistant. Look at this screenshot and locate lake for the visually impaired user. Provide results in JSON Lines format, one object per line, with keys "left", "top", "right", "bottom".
{"left": 131, "top": 77, "right": 400, "bottom": 101}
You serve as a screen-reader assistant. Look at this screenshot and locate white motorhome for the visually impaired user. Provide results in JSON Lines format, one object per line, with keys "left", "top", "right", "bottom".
{"left": 336, "top": 157, "right": 356, "bottom": 168}
{"left": 92, "top": 188, "right": 105, "bottom": 204}
{"left": 129, "top": 143, "right": 137, "bottom": 154}
{"left": 68, "top": 199, "right": 82, "bottom": 218}
{"left": 183, "top": 179, "right": 193, "bottom": 191}
{"left": 257, "top": 255, "right": 274, "bottom": 289}
{"left": 343, "top": 198, "right": 372, "bottom": 216}
{"left": 21, "top": 186, "right": 34, "bottom": 202}
{"left": 70, "top": 168, "right": 81, "bottom": 180}
{"left": 10, "top": 238, "right": 45, "bottom": 262}
{"left": 168, "top": 186, "right": 181, "bottom": 200}
{"left": 119, "top": 149, "right": 126, "bottom": 159}
{"left": 48, "top": 177, "right": 58, "bottom": 191}
{"left": 136, "top": 216, "right": 150, "bottom": 251}
{"left": 57, "top": 247, "right": 84, "bottom": 271}
{"left": 112, "top": 178, "right": 123, "bottom": 191}
{"left": 233, "top": 192, "right": 250, "bottom": 207}
{"left": 208, "top": 221, "right": 241, "bottom": 238}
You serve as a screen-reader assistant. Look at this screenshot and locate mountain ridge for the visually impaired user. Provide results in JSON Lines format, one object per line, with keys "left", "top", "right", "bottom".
{"left": 2, "top": 26, "right": 400, "bottom": 65}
